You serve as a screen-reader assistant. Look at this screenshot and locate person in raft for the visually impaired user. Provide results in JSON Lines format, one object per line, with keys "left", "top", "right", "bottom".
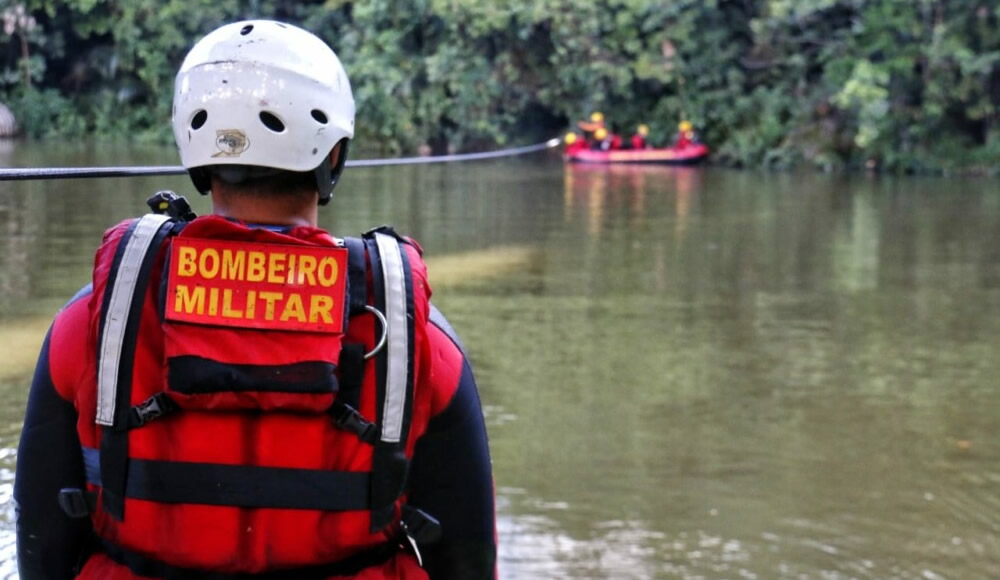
{"left": 14, "top": 19, "right": 496, "bottom": 580}
{"left": 631, "top": 124, "right": 650, "bottom": 149}
{"left": 576, "top": 110, "right": 606, "bottom": 145}
{"left": 675, "top": 120, "right": 699, "bottom": 148}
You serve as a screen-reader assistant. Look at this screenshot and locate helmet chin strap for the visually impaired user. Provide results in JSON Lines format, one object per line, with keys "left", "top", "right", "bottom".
{"left": 189, "top": 167, "right": 212, "bottom": 195}
{"left": 318, "top": 139, "right": 349, "bottom": 206}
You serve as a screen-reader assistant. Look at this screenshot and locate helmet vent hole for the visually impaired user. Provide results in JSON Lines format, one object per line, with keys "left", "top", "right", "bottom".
{"left": 190, "top": 110, "right": 207, "bottom": 130}
{"left": 259, "top": 112, "right": 285, "bottom": 133}
{"left": 311, "top": 109, "right": 328, "bottom": 124}
{"left": 240, "top": 25, "right": 254, "bottom": 36}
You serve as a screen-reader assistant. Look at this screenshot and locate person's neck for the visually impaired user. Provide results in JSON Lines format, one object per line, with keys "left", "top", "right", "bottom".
{"left": 210, "top": 187, "right": 319, "bottom": 228}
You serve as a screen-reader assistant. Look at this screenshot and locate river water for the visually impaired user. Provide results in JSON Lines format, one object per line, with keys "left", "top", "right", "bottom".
{"left": 0, "top": 142, "right": 998, "bottom": 579}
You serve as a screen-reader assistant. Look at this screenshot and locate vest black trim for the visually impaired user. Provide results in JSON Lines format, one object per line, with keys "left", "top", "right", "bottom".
{"left": 82, "top": 447, "right": 369, "bottom": 511}
{"left": 168, "top": 357, "right": 338, "bottom": 395}
{"left": 338, "top": 236, "right": 369, "bottom": 412}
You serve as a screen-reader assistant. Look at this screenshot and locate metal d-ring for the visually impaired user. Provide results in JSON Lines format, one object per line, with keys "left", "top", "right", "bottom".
{"left": 364, "top": 305, "right": 388, "bottom": 360}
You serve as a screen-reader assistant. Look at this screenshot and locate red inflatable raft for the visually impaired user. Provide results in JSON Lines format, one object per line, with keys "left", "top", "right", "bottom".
{"left": 565, "top": 143, "right": 709, "bottom": 165}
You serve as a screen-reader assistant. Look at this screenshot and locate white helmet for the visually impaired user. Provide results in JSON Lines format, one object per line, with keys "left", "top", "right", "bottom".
{"left": 172, "top": 20, "right": 355, "bottom": 204}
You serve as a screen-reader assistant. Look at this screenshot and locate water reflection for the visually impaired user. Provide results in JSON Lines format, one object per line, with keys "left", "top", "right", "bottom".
{"left": 0, "top": 186, "right": 38, "bottom": 314}
{"left": 1, "top": 148, "right": 999, "bottom": 579}
{"left": 562, "top": 164, "right": 703, "bottom": 240}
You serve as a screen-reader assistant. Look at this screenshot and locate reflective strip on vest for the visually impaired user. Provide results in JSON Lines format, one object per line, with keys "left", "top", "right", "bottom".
{"left": 96, "top": 214, "right": 172, "bottom": 426}
{"left": 373, "top": 232, "right": 408, "bottom": 443}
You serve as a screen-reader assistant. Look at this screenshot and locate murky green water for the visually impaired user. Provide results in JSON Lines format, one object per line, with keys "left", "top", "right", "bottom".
{"left": 1, "top": 142, "right": 998, "bottom": 579}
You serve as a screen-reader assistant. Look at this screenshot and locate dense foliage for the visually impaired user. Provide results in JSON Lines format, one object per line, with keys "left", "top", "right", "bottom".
{"left": 0, "top": 0, "right": 997, "bottom": 172}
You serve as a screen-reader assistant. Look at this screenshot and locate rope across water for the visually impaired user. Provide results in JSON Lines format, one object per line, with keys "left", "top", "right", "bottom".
{"left": 0, "top": 138, "right": 562, "bottom": 181}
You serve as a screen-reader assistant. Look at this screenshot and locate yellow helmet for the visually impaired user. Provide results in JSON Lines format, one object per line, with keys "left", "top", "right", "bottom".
{"left": 594, "top": 127, "right": 608, "bottom": 140}
{"left": 637, "top": 124, "right": 650, "bottom": 137}
{"left": 564, "top": 132, "right": 578, "bottom": 145}
{"left": 590, "top": 111, "right": 605, "bottom": 124}
{"left": 679, "top": 120, "right": 693, "bottom": 132}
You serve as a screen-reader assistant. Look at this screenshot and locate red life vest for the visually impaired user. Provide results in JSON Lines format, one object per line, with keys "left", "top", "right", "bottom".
{"left": 71, "top": 213, "right": 434, "bottom": 579}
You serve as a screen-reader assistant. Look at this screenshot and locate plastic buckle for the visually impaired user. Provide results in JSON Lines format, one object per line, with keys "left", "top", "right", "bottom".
{"left": 58, "top": 488, "right": 95, "bottom": 519}
{"left": 146, "top": 190, "right": 196, "bottom": 221}
{"left": 128, "top": 393, "right": 176, "bottom": 428}
{"left": 401, "top": 506, "right": 442, "bottom": 544}
{"left": 330, "top": 401, "right": 378, "bottom": 444}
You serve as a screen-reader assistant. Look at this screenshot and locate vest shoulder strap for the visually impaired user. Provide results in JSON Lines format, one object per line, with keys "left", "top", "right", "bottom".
{"left": 346, "top": 228, "right": 419, "bottom": 532}
{"left": 96, "top": 214, "right": 175, "bottom": 427}
{"left": 96, "top": 213, "right": 178, "bottom": 520}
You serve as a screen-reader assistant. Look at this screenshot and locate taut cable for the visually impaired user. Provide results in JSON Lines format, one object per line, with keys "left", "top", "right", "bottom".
{"left": 0, "top": 138, "right": 562, "bottom": 181}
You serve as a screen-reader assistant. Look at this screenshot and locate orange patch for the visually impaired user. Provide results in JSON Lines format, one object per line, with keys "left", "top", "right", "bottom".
{"left": 166, "top": 238, "right": 347, "bottom": 333}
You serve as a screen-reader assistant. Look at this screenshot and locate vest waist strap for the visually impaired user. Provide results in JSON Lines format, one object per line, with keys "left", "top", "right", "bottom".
{"left": 97, "top": 537, "right": 402, "bottom": 580}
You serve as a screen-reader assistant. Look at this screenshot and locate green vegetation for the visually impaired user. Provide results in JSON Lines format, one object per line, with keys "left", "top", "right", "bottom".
{"left": 0, "top": 0, "right": 997, "bottom": 173}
